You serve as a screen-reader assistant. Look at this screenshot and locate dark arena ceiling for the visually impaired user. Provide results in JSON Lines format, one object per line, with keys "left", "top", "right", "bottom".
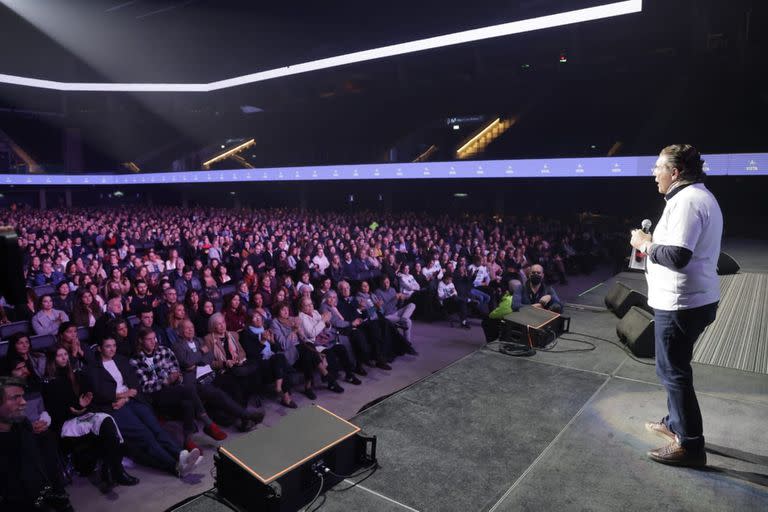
{"left": 0, "top": 0, "right": 765, "bottom": 171}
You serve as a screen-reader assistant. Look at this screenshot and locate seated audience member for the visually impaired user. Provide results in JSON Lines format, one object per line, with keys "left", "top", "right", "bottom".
{"left": 165, "top": 302, "right": 189, "bottom": 347}
{"left": 258, "top": 275, "right": 275, "bottom": 309}
{"left": 130, "top": 327, "right": 227, "bottom": 449}
{"left": 455, "top": 265, "right": 490, "bottom": 317}
{"left": 71, "top": 288, "right": 102, "bottom": 330}
{"left": 468, "top": 256, "right": 493, "bottom": 306}
{"left": 0, "top": 376, "right": 74, "bottom": 512}
{"left": 32, "top": 294, "right": 70, "bottom": 335}
{"left": 422, "top": 253, "right": 444, "bottom": 287}
{"left": 242, "top": 265, "right": 258, "bottom": 289}
{"left": 238, "top": 312, "right": 296, "bottom": 408}
{"left": 109, "top": 318, "right": 135, "bottom": 358}
{"left": 203, "top": 313, "right": 262, "bottom": 408}
{"left": 172, "top": 320, "right": 264, "bottom": 431}
{"left": 320, "top": 290, "right": 388, "bottom": 372}
{"left": 201, "top": 267, "right": 220, "bottom": 301}
{"left": 86, "top": 336, "right": 201, "bottom": 477}
{"left": 87, "top": 283, "right": 106, "bottom": 312}
{"left": 34, "top": 259, "right": 65, "bottom": 286}
{"left": 217, "top": 265, "right": 232, "bottom": 286}
{"left": 236, "top": 280, "right": 251, "bottom": 306}
{"left": 195, "top": 299, "right": 215, "bottom": 338}
{"left": 438, "top": 273, "right": 470, "bottom": 328}
{"left": 312, "top": 277, "right": 333, "bottom": 308}
{"left": 184, "top": 289, "right": 202, "bottom": 324}
{"left": 297, "top": 296, "right": 361, "bottom": 391}
{"left": 26, "top": 255, "right": 43, "bottom": 287}
{"left": 374, "top": 276, "right": 417, "bottom": 345}
{"left": 131, "top": 306, "right": 168, "bottom": 349}
{"left": 295, "top": 270, "right": 314, "bottom": 297}
{"left": 174, "top": 267, "right": 202, "bottom": 299}
{"left": 326, "top": 253, "right": 345, "bottom": 285}
{"left": 270, "top": 302, "right": 329, "bottom": 400}
{"left": 481, "top": 280, "right": 523, "bottom": 342}
{"left": 381, "top": 253, "right": 399, "bottom": 286}
{"left": 358, "top": 279, "right": 415, "bottom": 357}
{"left": 58, "top": 323, "right": 96, "bottom": 373}
{"left": 251, "top": 292, "right": 273, "bottom": 328}
{"left": 93, "top": 296, "right": 125, "bottom": 346}
{"left": 397, "top": 263, "right": 421, "bottom": 300}
{"left": 4, "top": 332, "right": 47, "bottom": 384}
{"left": 521, "top": 265, "right": 563, "bottom": 313}
{"left": 53, "top": 281, "right": 75, "bottom": 316}
{"left": 165, "top": 248, "right": 183, "bottom": 273}
{"left": 128, "top": 279, "right": 155, "bottom": 314}
{"left": 313, "top": 247, "right": 330, "bottom": 276}
{"left": 42, "top": 346, "right": 138, "bottom": 493}
{"left": 336, "top": 280, "right": 390, "bottom": 362}
{"left": 154, "top": 287, "right": 179, "bottom": 329}
{"left": 222, "top": 293, "right": 247, "bottom": 333}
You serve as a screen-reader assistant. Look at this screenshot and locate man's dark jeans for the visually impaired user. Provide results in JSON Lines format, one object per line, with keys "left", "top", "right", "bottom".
{"left": 654, "top": 302, "right": 718, "bottom": 452}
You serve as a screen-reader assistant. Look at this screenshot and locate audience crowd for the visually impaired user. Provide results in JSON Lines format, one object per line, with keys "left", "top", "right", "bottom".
{"left": 0, "top": 206, "right": 601, "bottom": 510}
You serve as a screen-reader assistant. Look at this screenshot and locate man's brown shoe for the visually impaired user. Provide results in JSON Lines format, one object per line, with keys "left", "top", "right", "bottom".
{"left": 645, "top": 420, "right": 676, "bottom": 442}
{"left": 648, "top": 441, "right": 706, "bottom": 468}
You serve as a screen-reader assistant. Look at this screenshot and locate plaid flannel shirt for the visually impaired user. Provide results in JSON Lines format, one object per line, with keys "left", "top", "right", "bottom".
{"left": 130, "top": 346, "right": 181, "bottom": 394}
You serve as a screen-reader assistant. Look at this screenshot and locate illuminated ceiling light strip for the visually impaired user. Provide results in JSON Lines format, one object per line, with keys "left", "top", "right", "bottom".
{"left": 0, "top": 1, "right": 642, "bottom": 92}
{"left": 202, "top": 139, "right": 255, "bottom": 168}
{"left": 210, "top": 0, "right": 641, "bottom": 91}
{"left": 457, "top": 118, "right": 500, "bottom": 154}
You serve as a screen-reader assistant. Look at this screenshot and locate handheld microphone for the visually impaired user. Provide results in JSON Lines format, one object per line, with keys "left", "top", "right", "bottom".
{"left": 628, "top": 219, "right": 653, "bottom": 270}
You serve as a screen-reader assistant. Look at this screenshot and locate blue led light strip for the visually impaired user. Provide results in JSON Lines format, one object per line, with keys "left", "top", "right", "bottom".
{"left": 0, "top": 154, "right": 764, "bottom": 186}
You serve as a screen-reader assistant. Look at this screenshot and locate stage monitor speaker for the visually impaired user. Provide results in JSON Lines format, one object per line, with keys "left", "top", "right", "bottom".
{"left": 604, "top": 282, "right": 650, "bottom": 318}
{"left": 502, "top": 305, "right": 568, "bottom": 348}
{"left": 0, "top": 227, "right": 26, "bottom": 305}
{"left": 616, "top": 306, "right": 655, "bottom": 358}
{"left": 717, "top": 251, "right": 740, "bottom": 275}
{"left": 215, "top": 405, "right": 376, "bottom": 512}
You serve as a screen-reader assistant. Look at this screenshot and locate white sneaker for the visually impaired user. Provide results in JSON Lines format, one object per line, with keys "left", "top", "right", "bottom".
{"left": 176, "top": 449, "right": 189, "bottom": 477}
{"left": 177, "top": 448, "right": 202, "bottom": 477}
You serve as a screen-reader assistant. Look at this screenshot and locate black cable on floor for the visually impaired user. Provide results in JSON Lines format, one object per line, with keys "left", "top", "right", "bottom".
{"left": 328, "top": 463, "right": 380, "bottom": 493}
{"left": 539, "top": 336, "right": 596, "bottom": 353}
{"left": 326, "top": 462, "right": 380, "bottom": 480}
{"left": 301, "top": 473, "right": 324, "bottom": 512}
{"left": 566, "top": 331, "right": 655, "bottom": 366}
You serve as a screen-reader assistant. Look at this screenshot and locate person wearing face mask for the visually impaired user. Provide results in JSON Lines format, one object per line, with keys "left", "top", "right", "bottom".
{"left": 520, "top": 265, "right": 562, "bottom": 313}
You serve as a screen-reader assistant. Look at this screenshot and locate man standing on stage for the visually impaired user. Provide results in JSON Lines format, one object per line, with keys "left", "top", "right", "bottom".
{"left": 630, "top": 144, "right": 722, "bottom": 467}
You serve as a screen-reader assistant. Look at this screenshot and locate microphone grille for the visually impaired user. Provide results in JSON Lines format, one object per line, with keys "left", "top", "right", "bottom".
{"left": 641, "top": 219, "right": 652, "bottom": 230}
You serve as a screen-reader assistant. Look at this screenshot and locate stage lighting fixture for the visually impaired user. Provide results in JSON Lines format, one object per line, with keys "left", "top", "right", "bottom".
{"left": 0, "top": 1, "right": 642, "bottom": 92}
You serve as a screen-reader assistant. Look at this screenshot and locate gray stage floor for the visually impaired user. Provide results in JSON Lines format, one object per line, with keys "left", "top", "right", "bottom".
{"left": 321, "top": 306, "right": 768, "bottom": 512}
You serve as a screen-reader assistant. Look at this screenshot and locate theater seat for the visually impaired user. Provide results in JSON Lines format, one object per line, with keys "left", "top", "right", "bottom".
{"left": 29, "top": 333, "right": 56, "bottom": 352}
{"left": 0, "top": 320, "right": 31, "bottom": 340}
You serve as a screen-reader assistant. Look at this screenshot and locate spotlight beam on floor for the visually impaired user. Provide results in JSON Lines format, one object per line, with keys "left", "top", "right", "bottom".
{"left": 0, "top": 0, "right": 642, "bottom": 92}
